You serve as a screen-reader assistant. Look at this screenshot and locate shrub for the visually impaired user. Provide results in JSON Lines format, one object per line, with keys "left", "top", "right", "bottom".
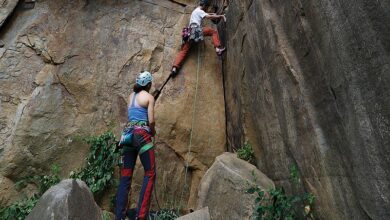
{"left": 70, "top": 131, "right": 120, "bottom": 198}
{"left": 247, "top": 165, "right": 316, "bottom": 220}
{"left": 237, "top": 143, "right": 255, "bottom": 164}
{"left": 0, "top": 196, "right": 38, "bottom": 220}
{"left": 0, "top": 131, "right": 121, "bottom": 220}
{"left": 149, "top": 209, "right": 180, "bottom": 220}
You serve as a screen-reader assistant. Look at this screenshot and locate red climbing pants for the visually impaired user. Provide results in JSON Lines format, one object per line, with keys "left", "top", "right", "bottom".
{"left": 173, "top": 26, "right": 221, "bottom": 69}
{"left": 115, "top": 128, "right": 156, "bottom": 220}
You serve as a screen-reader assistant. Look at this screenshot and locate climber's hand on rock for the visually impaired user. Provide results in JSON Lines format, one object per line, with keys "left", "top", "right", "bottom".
{"left": 221, "top": 15, "right": 227, "bottom": 22}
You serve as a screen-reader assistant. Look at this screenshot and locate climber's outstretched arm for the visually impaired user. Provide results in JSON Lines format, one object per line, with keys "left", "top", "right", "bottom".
{"left": 204, "top": 14, "right": 226, "bottom": 22}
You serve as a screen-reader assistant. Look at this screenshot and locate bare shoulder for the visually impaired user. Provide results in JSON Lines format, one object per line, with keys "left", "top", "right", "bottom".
{"left": 139, "top": 91, "right": 154, "bottom": 101}
{"left": 147, "top": 92, "right": 155, "bottom": 102}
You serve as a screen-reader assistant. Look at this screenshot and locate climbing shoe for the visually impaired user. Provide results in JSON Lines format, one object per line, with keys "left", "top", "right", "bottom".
{"left": 216, "top": 47, "right": 226, "bottom": 56}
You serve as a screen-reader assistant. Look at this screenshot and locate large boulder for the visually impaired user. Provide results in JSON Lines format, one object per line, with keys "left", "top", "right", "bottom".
{"left": 176, "top": 207, "right": 210, "bottom": 220}
{"left": 197, "top": 153, "right": 274, "bottom": 220}
{"left": 26, "top": 179, "right": 102, "bottom": 220}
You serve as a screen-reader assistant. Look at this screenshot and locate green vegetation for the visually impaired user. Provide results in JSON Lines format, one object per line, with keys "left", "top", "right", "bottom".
{"left": 0, "top": 196, "right": 38, "bottom": 220}
{"left": 0, "top": 165, "right": 61, "bottom": 220}
{"left": 289, "top": 164, "right": 300, "bottom": 185}
{"left": 15, "top": 165, "right": 61, "bottom": 195}
{"left": 247, "top": 165, "right": 316, "bottom": 220}
{"left": 0, "top": 131, "right": 121, "bottom": 220}
{"left": 102, "top": 210, "right": 112, "bottom": 220}
{"left": 148, "top": 209, "right": 180, "bottom": 220}
{"left": 70, "top": 131, "right": 120, "bottom": 198}
{"left": 237, "top": 143, "right": 255, "bottom": 164}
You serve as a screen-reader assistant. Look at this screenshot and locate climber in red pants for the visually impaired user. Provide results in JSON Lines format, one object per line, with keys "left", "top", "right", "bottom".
{"left": 170, "top": 0, "right": 226, "bottom": 77}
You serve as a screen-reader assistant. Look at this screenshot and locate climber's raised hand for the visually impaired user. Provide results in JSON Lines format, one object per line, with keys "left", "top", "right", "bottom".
{"left": 221, "top": 14, "right": 227, "bottom": 22}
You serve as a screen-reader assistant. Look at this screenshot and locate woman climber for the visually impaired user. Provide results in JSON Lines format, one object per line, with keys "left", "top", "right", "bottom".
{"left": 115, "top": 71, "right": 156, "bottom": 220}
{"left": 170, "top": 0, "right": 226, "bottom": 77}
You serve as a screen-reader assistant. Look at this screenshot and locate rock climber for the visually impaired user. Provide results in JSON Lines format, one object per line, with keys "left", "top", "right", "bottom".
{"left": 170, "top": 0, "right": 226, "bottom": 77}
{"left": 115, "top": 71, "right": 156, "bottom": 220}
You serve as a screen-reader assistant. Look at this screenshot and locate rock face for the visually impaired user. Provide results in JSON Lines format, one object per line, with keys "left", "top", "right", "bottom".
{"left": 0, "top": 0, "right": 225, "bottom": 209}
{"left": 197, "top": 153, "right": 274, "bottom": 220}
{"left": 223, "top": 0, "right": 390, "bottom": 219}
{"left": 0, "top": 0, "right": 19, "bottom": 28}
{"left": 26, "top": 179, "right": 102, "bottom": 220}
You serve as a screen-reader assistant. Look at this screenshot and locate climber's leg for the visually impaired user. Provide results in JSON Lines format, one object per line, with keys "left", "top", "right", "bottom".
{"left": 202, "top": 27, "right": 221, "bottom": 48}
{"left": 203, "top": 27, "right": 225, "bottom": 55}
{"left": 136, "top": 149, "right": 156, "bottom": 220}
{"left": 172, "top": 41, "right": 192, "bottom": 71}
{"left": 115, "top": 150, "right": 137, "bottom": 220}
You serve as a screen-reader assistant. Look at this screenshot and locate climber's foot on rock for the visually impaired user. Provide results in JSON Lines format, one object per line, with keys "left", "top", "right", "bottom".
{"left": 170, "top": 67, "right": 178, "bottom": 78}
{"left": 216, "top": 47, "right": 226, "bottom": 56}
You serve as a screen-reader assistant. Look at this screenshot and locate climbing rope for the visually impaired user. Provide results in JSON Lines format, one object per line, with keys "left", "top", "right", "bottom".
{"left": 178, "top": 42, "right": 203, "bottom": 209}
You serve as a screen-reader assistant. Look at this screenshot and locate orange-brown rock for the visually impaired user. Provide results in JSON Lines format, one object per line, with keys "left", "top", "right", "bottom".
{"left": 0, "top": 0, "right": 225, "bottom": 209}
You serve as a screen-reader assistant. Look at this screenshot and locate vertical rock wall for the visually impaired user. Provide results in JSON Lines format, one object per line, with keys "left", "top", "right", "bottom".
{"left": 0, "top": 0, "right": 226, "bottom": 209}
{"left": 223, "top": 0, "right": 390, "bottom": 219}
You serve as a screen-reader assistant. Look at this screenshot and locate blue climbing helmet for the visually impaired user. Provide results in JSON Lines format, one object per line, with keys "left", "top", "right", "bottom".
{"left": 136, "top": 71, "right": 153, "bottom": 86}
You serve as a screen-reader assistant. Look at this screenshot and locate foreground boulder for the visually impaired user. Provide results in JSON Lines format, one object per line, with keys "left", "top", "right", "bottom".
{"left": 176, "top": 207, "right": 210, "bottom": 220}
{"left": 26, "top": 179, "right": 102, "bottom": 220}
{"left": 198, "top": 153, "right": 274, "bottom": 219}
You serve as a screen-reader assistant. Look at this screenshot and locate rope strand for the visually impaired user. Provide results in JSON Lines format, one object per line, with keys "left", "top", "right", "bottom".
{"left": 179, "top": 43, "right": 203, "bottom": 210}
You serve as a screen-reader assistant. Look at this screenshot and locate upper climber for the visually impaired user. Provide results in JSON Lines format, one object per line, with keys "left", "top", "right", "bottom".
{"left": 170, "top": 0, "right": 226, "bottom": 77}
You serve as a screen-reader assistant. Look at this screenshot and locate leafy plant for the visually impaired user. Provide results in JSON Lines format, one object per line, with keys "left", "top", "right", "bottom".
{"left": 289, "top": 164, "right": 300, "bottom": 185}
{"left": 0, "top": 165, "right": 61, "bottom": 220}
{"left": 102, "top": 210, "right": 112, "bottom": 220}
{"left": 0, "top": 131, "right": 122, "bottom": 220}
{"left": 237, "top": 143, "right": 255, "bottom": 164}
{"left": 247, "top": 166, "right": 316, "bottom": 220}
{"left": 0, "top": 196, "right": 38, "bottom": 220}
{"left": 149, "top": 209, "right": 180, "bottom": 220}
{"left": 70, "top": 131, "right": 120, "bottom": 198}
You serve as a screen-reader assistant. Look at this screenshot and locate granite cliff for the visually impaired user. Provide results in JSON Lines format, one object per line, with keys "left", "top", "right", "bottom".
{"left": 1, "top": 0, "right": 389, "bottom": 219}
{"left": 223, "top": 0, "right": 390, "bottom": 219}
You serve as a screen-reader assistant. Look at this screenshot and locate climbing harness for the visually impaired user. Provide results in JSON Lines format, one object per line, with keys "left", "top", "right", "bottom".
{"left": 188, "top": 23, "right": 204, "bottom": 43}
{"left": 181, "top": 27, "right": 191, "bottom": 44}
{"left": 181, "top": 24, "right": 204, "bottom": 48}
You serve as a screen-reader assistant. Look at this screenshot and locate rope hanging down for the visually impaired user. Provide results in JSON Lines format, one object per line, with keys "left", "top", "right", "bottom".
{"left": 179, "top": 43, "right": 203, "bottom": 207}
